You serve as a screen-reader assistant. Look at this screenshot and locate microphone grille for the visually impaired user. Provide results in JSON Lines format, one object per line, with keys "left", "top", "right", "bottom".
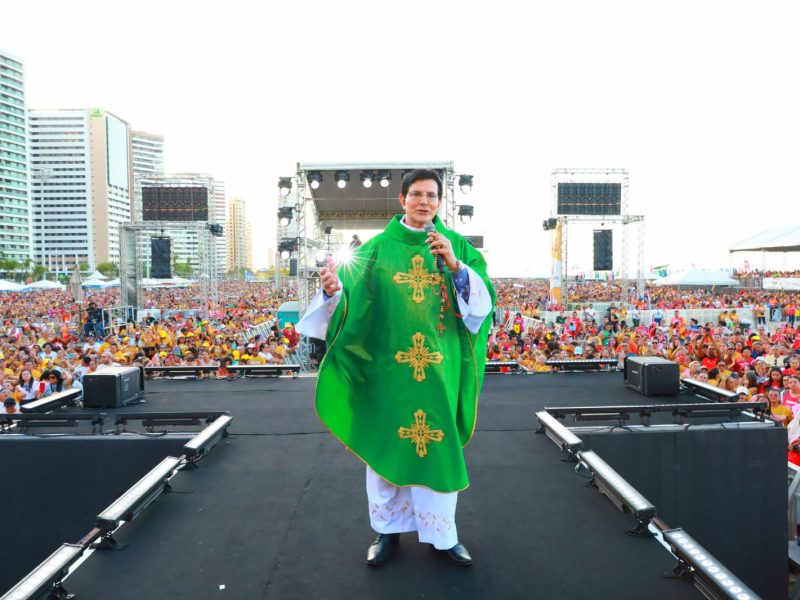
{"left": 423, "top": 222, "right": 436, "bottom": 234}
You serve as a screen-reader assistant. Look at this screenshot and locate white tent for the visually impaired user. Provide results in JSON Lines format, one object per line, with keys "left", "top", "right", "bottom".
{"left": 729, "top": 224, "right": 800, "bottom": 253}
{"left": 81, "top": 277, "right": 114, "bottom": 288}
{"left": 24, "top": 280, "right": 66, "bottom": 291}
{"left": 653, "top": 269, "right": 738, "bottom": 287}
{"left": 88, "top": 270, "right": 108, "bottom": 280}
{"left": 105, "top": 278, "right": 120, "bottom": 286}
{"left": 0, "top": 279, "right": 25, "bottom": 291}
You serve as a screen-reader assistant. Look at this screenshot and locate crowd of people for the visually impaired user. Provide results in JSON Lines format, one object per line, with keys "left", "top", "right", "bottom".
{"left": 0, "top": 282, "right": 301, "bottom": 414}
{"left": 3, "top": 278, "right": 800, "bottom": 434}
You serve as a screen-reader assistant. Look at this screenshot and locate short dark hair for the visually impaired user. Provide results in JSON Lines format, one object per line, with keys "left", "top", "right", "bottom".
{"left": 401, "top": 169, "right": 443, "bottom": 198}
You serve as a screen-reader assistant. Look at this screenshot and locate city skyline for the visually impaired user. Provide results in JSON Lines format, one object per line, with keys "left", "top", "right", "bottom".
{"left": 3, "top": 1, "right": 800, "bottom": 277}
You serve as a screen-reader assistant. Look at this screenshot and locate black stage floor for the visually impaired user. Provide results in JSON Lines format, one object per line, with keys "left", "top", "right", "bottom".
{"left": 60, "top": 372, "right": 700, "bottom": 600}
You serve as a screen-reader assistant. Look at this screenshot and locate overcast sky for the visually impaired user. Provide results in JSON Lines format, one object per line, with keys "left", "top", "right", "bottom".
{"left": 5, "top": 0, "right": 799, "bottom": 277}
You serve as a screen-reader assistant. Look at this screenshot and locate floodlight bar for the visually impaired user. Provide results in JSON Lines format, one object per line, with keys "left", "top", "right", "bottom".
{"left": 183, "top": 415, "right": 233, "bottom": 459}
{"left": 96, "top": 456, "right": 181, "bottom": 531}
{"left": 536, "top": 410, "right": 583, "bottom": 454}
{"left": 20, "top": 388, "right": 81, "bottom": 413}
{"left": 579, "top": 450, "right": 656, "bottom": 525}
{"left": 663, "top": 528, "right": 757, "bottom": 600}
{"left": 1, "top": 543, "right": 83, "bottom": 600}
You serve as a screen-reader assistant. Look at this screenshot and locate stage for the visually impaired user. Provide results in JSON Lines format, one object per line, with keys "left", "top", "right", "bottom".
{"left": 11, "top": 372, "right": 704, "bottom": 600}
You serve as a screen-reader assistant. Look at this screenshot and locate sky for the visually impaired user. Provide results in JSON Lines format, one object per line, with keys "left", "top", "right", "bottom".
{"left": 4, "top": 0, "right": 800, "bottom": 277}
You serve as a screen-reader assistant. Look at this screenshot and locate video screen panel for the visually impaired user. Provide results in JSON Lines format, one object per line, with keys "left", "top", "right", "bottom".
{"left": 142, "top": 186, "right": 209, "bottom": 221}
{"left": 557, "top": 182, "right": 621, "bottom": 216}
{"left": 106, "top": 115, "right": 129, "bottom": 190}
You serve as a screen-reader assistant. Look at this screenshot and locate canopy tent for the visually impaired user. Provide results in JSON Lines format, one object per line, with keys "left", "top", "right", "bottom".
{"left": 81, "top": 277, "right": 115, "bottom": 288}
{"left": 0, "top": 279, "right": 25, "bottom": 291}
{"left": 24, "top": 280, "right": 66, "bottom": 291}
{"left": 653, "top": 269, "right": 738, "bottom": 287}
{"left": 88, "top": 270, "right": 108, "bottom": 280}
{"left": 729, "top": 224, "right": 800, "bottom": 253}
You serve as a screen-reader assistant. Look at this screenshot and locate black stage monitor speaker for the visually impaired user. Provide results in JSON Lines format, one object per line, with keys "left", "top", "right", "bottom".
{"left": 151, "top": 237, "right": 171, "bottom": 279}
{"left": 593, "top": 229, "right": 613, "bottom": 271}
{"left": 83, "top": 366, "right": 144, "bottom": 408}
{"left": 624, "top": 356, "right": 679, "bottom": 396}
{"left": 289, "top": 258, "right": 298, "bottom": 276}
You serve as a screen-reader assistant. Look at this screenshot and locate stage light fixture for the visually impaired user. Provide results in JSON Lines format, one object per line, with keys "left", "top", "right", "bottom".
{"left": 578, "top": 450, "right": 656, "bottom": 535}
{"left": 278, "top": 206, "right": 294, "bottom": 227}
{"left": 324, "top": 225, "right": 333, "bottom": 235}
{"left": 458, "top": 205, "right": 474, "bottom": 223}
{"left": 278, "top": 238, "right": 297, "bottom": 259}
{"left": 280, "top": 250, "right": 290, "bottom": 260}
{"left": 458, "top": 174, "right": 473, "bottom": 194}
{"left": 335, "top": 170, "right": 350, "bottom": 189}
{"left": 535, "top": 410, "right": 583, "bottom": 455}
{"left": 183, "top": 414, "right": 233, "bottom": 459}
{"left": 361, "top": 171, "right": 374, "bottom": 188}
{"left": 3, "top": 543, "right": 84, "bottom": 600}
{"left": 663, "top": 529, "right": 756, "bottom": 600}
{"left": 96, "top": 456, "right": 182, "bottom": 531}
{"left": 542, "top": 219, "right": 550, "bottom": 231}
{"left": 378, "top": 170, "right": 392, "bottom": 188}
{"left": 307, "top": 171, "right": 323, "bottom": 190}
{"left": 278, "top": 177, "right": 293, "bottom": 197}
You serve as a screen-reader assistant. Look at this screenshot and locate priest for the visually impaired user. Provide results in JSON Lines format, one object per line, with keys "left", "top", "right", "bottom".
{"left": 297, "top": 169, "right": 494, "bottom": 567}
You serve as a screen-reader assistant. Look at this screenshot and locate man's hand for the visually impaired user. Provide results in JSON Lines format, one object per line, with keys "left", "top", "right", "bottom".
{"left": 426, "top": 231, "right": 458, "bottom": 271}
{"left": 320, "top": 256, "right": 340, "bottom": 297}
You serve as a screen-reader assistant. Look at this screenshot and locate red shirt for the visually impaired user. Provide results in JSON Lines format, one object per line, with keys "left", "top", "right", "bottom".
{"left": 701, "top": 356, "right": 719, "bottom": 370}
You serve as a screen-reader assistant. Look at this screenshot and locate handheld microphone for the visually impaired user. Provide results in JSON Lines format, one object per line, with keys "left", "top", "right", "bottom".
{"left": 424, "top": 222, "right": 445, "bottom": 275}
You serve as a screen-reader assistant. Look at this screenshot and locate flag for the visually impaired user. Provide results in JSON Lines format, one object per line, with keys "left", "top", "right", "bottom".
{"left": 549, "top": 222, "right": 562, "bottom": 307}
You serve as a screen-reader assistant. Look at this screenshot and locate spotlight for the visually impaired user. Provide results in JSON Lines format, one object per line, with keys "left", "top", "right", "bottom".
{"left": 278, "top": 238, "right": 297, "bottom": 254}
{"left": 335, "top": 170, "right": 350, "bottom": 189}
{"left": 378, "top": 170, "right": 391, "bottom": 188}
{"left": 361, "top": 171, "right": 374, "bottom": 188}
{"left": 663, "top": 528, "right": 757, "bottom": 600}
{"left": 458, "top": 174, "right": 473, "bottom": 194}
{"left": 278, "top": 206, "right": 294, "bottom": 227}
{"left": 578, "top": 450, "right": 656, "bottom": 535}
{"left": 548, "top": 218, "right": 557, "bottom": 229}
{"left": 324, "top": 225, "right": 333, "bottom": 235}
{"left": 183, "top": 415, "right": 233, "bottom": 460}
{"left": 535, "top": 410, "right": 583, "bottom": 455}
{"left": 307, "top": 171, "right": 322, "bottom": 190}
{"left": 208, "top": 223, "right": 223, "bottom": 237}
{"left": 280, "top": 250, "right": 290, "bottom": 260}
{"left": 458, "top": 205, "right": 474, "bottom": 223}
{"left": 96, "top": 456, "right": 182, "bottom": 531}
{"left": 278, "top": 177, "right": 293, "bottom": 197}
{"left": 542, "top": 220, "right": 550, "bottom": 231}
{"left": 3, "top": 543, "right": 84, "bottom": 600}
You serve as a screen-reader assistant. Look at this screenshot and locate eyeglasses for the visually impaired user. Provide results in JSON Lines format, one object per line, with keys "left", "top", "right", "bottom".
{"left": 406, "top": 191, "right": 439, "bottom": 202}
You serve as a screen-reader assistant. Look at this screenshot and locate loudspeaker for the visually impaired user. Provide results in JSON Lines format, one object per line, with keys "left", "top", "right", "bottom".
{"left": 83, "top": 366, "right": 144, "bottom": 408}
{"left": 624, "top": 356, "right": 679, "bottom": 396}
{"left": 593, "top": 229, "right": 613, "bottom": 271}
{"left": 151, "top": 237, "right": 171, "bottom": 279}
{"left": 289, "top": 258, "right": 297, "bottom": 276}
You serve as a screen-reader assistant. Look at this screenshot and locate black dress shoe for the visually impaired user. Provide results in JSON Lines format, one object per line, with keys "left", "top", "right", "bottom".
{"left": 366, "top": 533, "right": 399, "bottom": 566}
{"left": 443, "top": 543, "right": 472, "bottom": 566}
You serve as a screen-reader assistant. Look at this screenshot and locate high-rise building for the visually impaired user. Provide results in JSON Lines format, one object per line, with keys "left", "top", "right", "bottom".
{"left": 28, "top": 108, "right": 131, "bottom": 271}
{"left": 130, "top": 130, "right": 164, "bottom": 220}
{"left": 212, "top": 181, "right": 228, "bottom": 272}
{"left": 227, "top": 197, "right": 252, "bottom": 273}
{"left": 0, "top": 50, "right": 31, "bottom": 263}
{"left": 130, "top": 130, "right": 164, "bottom": 177}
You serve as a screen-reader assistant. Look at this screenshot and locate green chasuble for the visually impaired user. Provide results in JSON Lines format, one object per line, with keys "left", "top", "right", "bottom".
{"left": 316, "top": 215, "right": 495, "bottom": 493}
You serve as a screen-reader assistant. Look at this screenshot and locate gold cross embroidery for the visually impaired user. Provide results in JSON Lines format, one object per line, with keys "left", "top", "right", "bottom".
{"left": 393, "top": 255, "right": 441, "bottom": 304}
{"left": 395, "top": 332, "right": 443, "bottom": 382}
{"left": 398, "top": 409, "right": 444, "bottom": 458}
